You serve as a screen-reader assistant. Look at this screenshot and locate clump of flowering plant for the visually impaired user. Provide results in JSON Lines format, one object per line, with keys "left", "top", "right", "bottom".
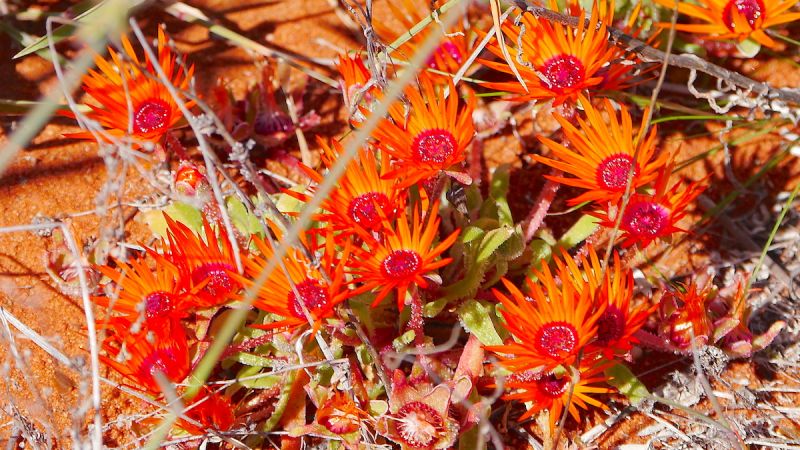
{"left": 54, "top": 0, "right": 794, "bottom": 444}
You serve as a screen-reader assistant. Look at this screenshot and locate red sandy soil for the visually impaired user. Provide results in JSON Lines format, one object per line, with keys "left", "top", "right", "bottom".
{"left": 1, "top": 0, "right": 800, "bottom": 448}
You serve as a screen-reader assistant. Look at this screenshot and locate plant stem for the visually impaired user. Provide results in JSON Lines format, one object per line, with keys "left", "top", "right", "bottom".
{"left": 523, "top": 170, "right": 562, "bottom": 243}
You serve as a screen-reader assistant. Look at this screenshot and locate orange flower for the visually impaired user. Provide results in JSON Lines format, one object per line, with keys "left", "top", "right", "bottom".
{"left": 336, "top": 54, "right": 379, "bottom": 119}
{"left": 372, "top": 76, "right": 475, "bottom": 187}
{"left": 100, "top": 318, "right": 189, "bottom": 396}
{"left": 480, "top": 1, "right": 616, "bottom": 105}
{"left": 486, "top": 261, "right": 605, "bottom": 373}
{"left": 375, "top": 0, "right": 471, "bottom": 76}
{"left": 161, "top": 215, "right": 242, "bottom": 307}
{"left": 535, "top": 96, "right": 669, "bottom": 206}
{"left": 233, "top": 227, "right": 351, "bottom": 332}
{"left": 179, "top": 387, "right": 235, "bottom": 434}
{"left": 654, "top": 0, "right": 800, "bottom": 48}
{"left": 66, "top": 28, "right": 194, "bottom": 146}
{"left": 290, "top": 138, "right": 405, "bottom": 238}
{"left": 557, "top": 246, "right": 655, "bottom": 357}
{"left": 504, "top": 362, "right": 611, "bottom": 428}
{"left": 349, "top": 203, "right": 459, "bottom": 310}
{"left": 94, "top": 252, "right": 190, "bottom": 325}
{"left": 593, "top": 162, "right": 705, "bottom": 248}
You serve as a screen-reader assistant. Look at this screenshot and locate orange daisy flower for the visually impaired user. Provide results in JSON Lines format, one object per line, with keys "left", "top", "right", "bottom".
{"left": 290, "top": 138, "right": 405, "bottom": 238}
{"left": 372, "top": 76, "right": 475, "bottom": 187}
{"left": 161, "top": 215, "right": 242, "bottom": 307}
{"left": 556, "top": 246, "right": 655, "bottom": 357}
{"left": 487, "top": 256, "right": 606, "bottom": 372}
{"left": 480, "top": 1, "right": 616, "bottom": 105}
{"left": 375, "top": 0, "right": 472, "bottom": 76}
{"left": 67, "top": 28, "right": 194, "bottom": 146}
{"left": 336, "top": 54, "right": 379, "bottom": 119}
{"left": 504, "top": 362, "right": 611, "bottom": 428}
{"left": 233, "top": 227, "right": 351, "bottom": 332}
{"left": 654, "top": 0, "right": 800, "bottom": 48}
{"left": 593, "top": 162, "right": 705, "bottom": 248}
{"left": 100, "top": 317, "right": 190, "bottom": 396}
{"left": 535, "top": 96, "right": 669, "bottom": 206}
{"left": 94, "top": 252, "right": 190, "bottom": 326}
{"left": 349, "top": 203, "right": 460, "bottom": 310}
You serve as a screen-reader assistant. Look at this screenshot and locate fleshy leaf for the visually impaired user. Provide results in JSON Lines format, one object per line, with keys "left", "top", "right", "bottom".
{"left": 235, "top": 365, "right": 282, "bottom": 389}
{"left": 605, "top": 363, "right": 650, "bottom": 406}
{"left": 736, "top": 38, "right": 761, "bottom": 58}
{"left": 393, "top": 330, "right": 416, "bottom": 351}
{"left": 458, "top": 300, "right": 503, "bottom": 346}
{"left": 477, "top": 226, "right": 514, "bottom": 263}
{"left": 263, "top": 370, "right": 299, "bottom": 431}
{"left": 489, "top": 165, "right": 513, "bottom": 226}
{"left": 461, "top": 225, "right": 487, "bottom": 244}
{"left": 497, "top": 225, "right": 524, "bottom": 260}
{"left": 752, "top": 320, "right": 785, "bottom": 352}
{"left": 557, "top": 214, "right": 599, "bottom": 249}
{"left": 226, "top": 196, "right": 263, "bottom": 238}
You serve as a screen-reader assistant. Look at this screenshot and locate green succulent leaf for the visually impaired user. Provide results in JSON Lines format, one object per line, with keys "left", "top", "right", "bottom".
{"left": 497, "top": 225, "right": 524, "bottom": 260}
{"left": 226, "top": 196, "right": 264, "bottom": 238}
{"left": 457, "top": 300, "right": 503, "bottom": 346}
{"left": 605, "top": 363, "right": 651, "bottom": 406}
{"left": 263, "top": 370, "right": 297, "bottom": 431}
{"left": 141, "top": 201, "right": 203, "bottom": 238}
{"left": 557, "top": 214, "right": 599, "bottom": 249}
{"left": 477, "top": 226, "right": 514, "bottom": 263}
{"left": 736, "top": 38, "right": 761, "bottom": 58}
{"left": 235, "top": 365, "right": 282, "bottom": 390}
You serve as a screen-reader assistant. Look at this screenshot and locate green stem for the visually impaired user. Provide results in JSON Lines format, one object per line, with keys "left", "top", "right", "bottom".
{"left": 744, "top": 181, "right": 800, "bottom": 294}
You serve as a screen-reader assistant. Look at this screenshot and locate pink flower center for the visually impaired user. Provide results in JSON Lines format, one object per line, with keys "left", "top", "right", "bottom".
{"left": 596, "top": 305, "right": 625, "bottom": 345}
{"left": 540, "top": 55, "right": 585, "bottom": 93}
{"left": 396, "top": 401, "right": 444, "bottom": 448}
{"left": 622, "top": 201, "right": 670, "bottom": 238}
{"left": 412, "top": 129, "right": 457, "bottom": 165}
{"left": 348, "top": 192, "right": 391, "bottom": 230}
{"left": 143, "top": 291, "right": 174, "bottom": 319}
{"left": 133, "top": 99, "right": 170, "bottom": 135}
{"left": 535, "top": 321, "right": 578, "bottom": 358}
{"left": 192, "top": 262, "right": 237, "bottom": 298}
{"left": 381, "top": 250, "right": 422, "bottom": 280}
{"left": 427, "top": 40, "right": 464, "bottom": 68}
{"left": 597, "top": 154, "right": 638, "bottom": 190}
{"left": 536, "top": 372, "right": 570, "bottom": 398}
{"left": 287, "top": 278, "right": 330, "bottom": 318}
{"left": 722, "top": 0, "right": 765, "bottom": 30}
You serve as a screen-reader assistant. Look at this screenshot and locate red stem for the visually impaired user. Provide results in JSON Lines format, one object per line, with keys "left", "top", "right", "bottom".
{"left": 523, "top": 170, "right": 562, "bottom": 243}
{"left": 408, "top": 288, "right": 425, "bottom": 347}
{"left": 633, "top": 329, "right": 674, "bottom": 353}
{"left": 165, "top": 132, "right": 189, "bottom": 160}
